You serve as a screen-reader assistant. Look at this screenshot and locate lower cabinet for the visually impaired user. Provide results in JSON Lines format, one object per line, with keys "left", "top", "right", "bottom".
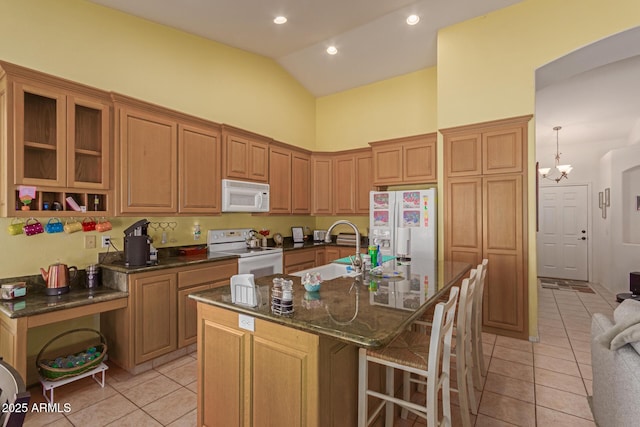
{"left": 283, "top": 248, "right": 317, "bottom": 274}
{"left": 101, "top": 259, "right": 237, "bottom": 371}
{"left": 133, "top": 272, "right": 177, "bottom": 364}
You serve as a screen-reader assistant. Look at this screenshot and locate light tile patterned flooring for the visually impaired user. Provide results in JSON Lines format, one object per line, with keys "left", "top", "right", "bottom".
{"left": 23, "top": 280, "right": 616, "bottom": 427}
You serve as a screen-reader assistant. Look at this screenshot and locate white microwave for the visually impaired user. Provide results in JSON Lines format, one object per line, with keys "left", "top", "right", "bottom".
{"left": 221, "top": 179, "right": 270, "bottom": 212}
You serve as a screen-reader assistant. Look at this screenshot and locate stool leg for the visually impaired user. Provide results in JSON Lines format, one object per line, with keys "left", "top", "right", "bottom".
{"left": 385, "top": 366, "right": 394, "bottom": 427}
{"left": 401, "top": 370, "right": 410, "bottom": 419}
{"left": 358, "top": 348, "right": 368, "bottom": 427}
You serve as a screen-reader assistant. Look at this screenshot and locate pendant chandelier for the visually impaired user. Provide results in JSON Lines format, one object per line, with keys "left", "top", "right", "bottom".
{"left": 538, "top": 126, "right": 572, "bottom": 183}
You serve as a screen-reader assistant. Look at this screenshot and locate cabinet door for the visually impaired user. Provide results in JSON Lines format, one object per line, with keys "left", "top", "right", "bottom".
{"left": 67, "top": 95, "right": 110, "bottom": 189}
{"left": 315, "top": 248, "right": 326, "bottom": 266}
{"left": 133, "top": 272, "right": 177, "bottom": 364}
{"left": 445, "top": 177, "right": 483, "bottom": 266}
{"left": 371, "top": 144, "right": 402, "bottom": 185}
{"left": 482, "top": 127, "right": 523, "bottom": 175}
{"left": 199, "top": 304, "right": 251, "bottom": 427}
{"left": 14, "top": 82, "right": 67, "bottom": 186}
{"left": 334, "top": 155, "right": 355, "bottom": 214}
{"left": 444, "top": 133, "right": 482, "bottom": 177}
{"left": 252, "top": 318, "right": 319, "bottom": 427}
{"left": 311, "top": 155, "right": 333, "bottom": 215}
{"left": 355, "top": 152, "right": 372, "bottom": 214}
{"left": 224, "top": 134, "right": 250, "bottom": 180}
{"left": 178, "top": 123, "right": 221, "bottom": 214}
{"left": 119, "top": 107, "right": 177, "bottom": 213}
{"left": 403, "top": 137, "right": 436, "bottom": 183}
{"left": 292, "top": 151, "right": 311, "bottom": 214}
{"left": 325, "top": 247, "right": 340, "bottom": 262}
{"left": 482, "top": 174, "right": 526, "bottom": 335}
{"left": 269, "top": 146, "right": 292, "bottom": 213}
{"left": 178, "top": 283, "right": 212, "bottom": 348}
{"left": 248, "top": 140, "right": 269, "bottom": 182}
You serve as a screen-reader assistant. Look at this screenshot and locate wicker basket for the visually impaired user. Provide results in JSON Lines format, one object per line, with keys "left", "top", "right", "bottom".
{"left": 36, "top": 328, "right": 107, "bottom": 381}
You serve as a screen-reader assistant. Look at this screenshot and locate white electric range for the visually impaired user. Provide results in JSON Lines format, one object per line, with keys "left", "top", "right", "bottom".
{"left": 207, "top": 229, "right": 283, "bottom": 278}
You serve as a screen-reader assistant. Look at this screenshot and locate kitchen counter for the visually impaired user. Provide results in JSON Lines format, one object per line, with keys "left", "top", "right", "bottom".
{"left": 0, "top": 285, "right": 127, "bottom": 319}
{"left": 190, "top": 260, "right": 471, "bottom": 348}
{"left": 100, "top": 251, "right": 238, "bottom": 274}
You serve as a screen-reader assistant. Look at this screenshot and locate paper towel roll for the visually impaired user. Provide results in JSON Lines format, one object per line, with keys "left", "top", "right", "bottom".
{"left": 396, "top": 227, "right": 410, "bottom": 256}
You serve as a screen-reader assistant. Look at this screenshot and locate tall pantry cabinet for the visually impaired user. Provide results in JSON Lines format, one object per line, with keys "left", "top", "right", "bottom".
{"left": 442, "top": 115, "right": 532, "bottom": 340}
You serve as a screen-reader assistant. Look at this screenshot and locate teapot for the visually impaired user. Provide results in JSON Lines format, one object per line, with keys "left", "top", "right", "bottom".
{"left": 40, "top": 262, "right": 77, "bottom": 295}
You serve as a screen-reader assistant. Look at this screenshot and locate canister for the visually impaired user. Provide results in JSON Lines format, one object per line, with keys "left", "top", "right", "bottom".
{"left": 368, "top": 245, "right": 379, "bottom": 267}
{"left": 85, "top": 264, "right": 101, "bottom": 289}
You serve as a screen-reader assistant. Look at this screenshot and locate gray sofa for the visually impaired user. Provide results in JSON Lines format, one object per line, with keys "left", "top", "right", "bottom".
{"left": 591, "top": 299, "right": 640, "bottom": 427}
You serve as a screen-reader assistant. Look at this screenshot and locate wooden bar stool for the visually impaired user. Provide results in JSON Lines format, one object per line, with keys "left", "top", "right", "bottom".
{"left": 358, "top": 286, "right": 459, "bottom": 427}
{"left": 471, "top": 259, "right": 488, "bottom": 389}
{"left": 413, "top": 269, "right": 479, "bottom": 427}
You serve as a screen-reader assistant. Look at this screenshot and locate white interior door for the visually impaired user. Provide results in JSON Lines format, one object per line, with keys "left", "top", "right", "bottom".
{"left": 537, "top": 184, "right": 589, "bottom": 280}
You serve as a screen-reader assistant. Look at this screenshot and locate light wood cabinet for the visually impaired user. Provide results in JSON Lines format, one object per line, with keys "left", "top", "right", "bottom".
{"left": 443, "top": 115, "right": 531, "bottom": 340}
{"left": 178, "top": 123, "right": 222, "bottom": 214}
{"left": 0, "top": 61, "right": 112, "bottom": 217}
{"left": 284, "top": 248, "right": 318, "bottom": 274}
{"left": 113, "top": 94, "right": 222, "bottom": 215}
{"left": 133, "top": 272, "right": 177, "bottom": 365}
{"left": 269, "top": 143, "right": 311, "bottom": 214}
{"left": 333, "top": 148, "right": 372, "bottom": 215}
{"left": 269, "top": 145, "right": 292, "bottom": 213}
{"left": 177, "top": 260, "right": 237, "bottom": 348}
{"left": 311, "top": 154, "right": 333, "bottom": 215}
{"left": 222, "top": 125, "right": 270, "bottom": 182}
{"left": 197, "top": 304, "right": 319, "bottom": 427}
{"left": 370, "top": 133, "right": 437, "bottom": 185}
{"left": 116, "top": 101, "right": 178, "bottom": 214}
{"left": 292, "top": 150, "right": 311, "bottom": 214}
{"left": 101, "top": 260, "right": 237, "bottom": 372}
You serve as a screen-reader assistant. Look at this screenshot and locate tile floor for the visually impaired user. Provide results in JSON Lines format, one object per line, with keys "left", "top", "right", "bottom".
{"left": 23, "top": 280, "right": 616, "bottom": 427}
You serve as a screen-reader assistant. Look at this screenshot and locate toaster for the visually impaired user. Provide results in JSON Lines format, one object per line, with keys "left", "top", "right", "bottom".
{"left": 313, "top": 230, "right": 327, "bottom": 241}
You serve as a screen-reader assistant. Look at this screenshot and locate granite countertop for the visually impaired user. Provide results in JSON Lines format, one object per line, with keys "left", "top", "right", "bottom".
{"left": 100, "top": 251, "right": 239, "bottom": 274}
{"left": 0, "top": 283, "right": 128, "bottom": 319}
{"left": 189, "top": 260, "right": 471, "bottom": 348}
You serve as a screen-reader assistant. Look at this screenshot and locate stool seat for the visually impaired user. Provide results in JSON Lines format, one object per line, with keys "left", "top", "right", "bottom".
{"left": 366, "top": 330, "right": 431, "bottom": 371}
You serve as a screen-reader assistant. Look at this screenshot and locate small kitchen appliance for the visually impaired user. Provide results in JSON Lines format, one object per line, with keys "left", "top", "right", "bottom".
{"left": 221, "top": 179, "right": 270, "bottom": 212}
{"left": 40, "top": 263, "right": 77, "bottom": 296}
{"left": 124, "top": 219, "right": 152, "bottom": 267}
{"left": 208, "top": 229, "right": 283, "bottom": 278}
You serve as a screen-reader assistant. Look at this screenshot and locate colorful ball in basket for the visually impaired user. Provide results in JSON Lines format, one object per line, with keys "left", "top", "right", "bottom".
{"left": 36, "top": 328, "right": 107, "bottom": 381}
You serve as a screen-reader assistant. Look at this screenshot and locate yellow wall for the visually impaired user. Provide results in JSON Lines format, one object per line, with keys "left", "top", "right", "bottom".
{"left": 437, "top": 0, "right": 640, "bottom": 337}
{"left": 315, "top": 67, "right": 437, "bottom": 151}
{"left": 0, "top": 0, "right": 315, "bottom": 147}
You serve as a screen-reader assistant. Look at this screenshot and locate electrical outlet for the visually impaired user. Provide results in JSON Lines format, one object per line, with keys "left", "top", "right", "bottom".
{"left": 101, "top": 236, "right": 111, "bottom": 248}
{"left": 84, "top": 235, "right": 96, "bottom": 249}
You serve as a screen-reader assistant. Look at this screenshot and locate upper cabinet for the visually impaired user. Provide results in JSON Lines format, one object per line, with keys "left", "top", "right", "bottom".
{"left": 222, "top": 125, "right": 270, "bottom": 183}
{"left": 370, "top": 133, "right": 437, "bottom": 186}
{"left": 113, "top": 94, "right": 221, "bottom": 215}
{"left": 444, "top": 122, "right": 524, "bottom": 177}
{"left": 311, "top": 154, "right": 333, "bottom": 215}
{"left": 269, "top": 142, "right": 311, "bottom": 214}
{"left": 0, "top": 61, "right": 112, "bottom": 217}
{"left": 333, "top": 148, "right": 372, "bottom": 216}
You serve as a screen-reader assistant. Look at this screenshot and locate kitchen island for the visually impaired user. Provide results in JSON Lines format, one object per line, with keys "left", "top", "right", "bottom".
{"left": 190, "top": 260, "right": 471, "bottom": 427}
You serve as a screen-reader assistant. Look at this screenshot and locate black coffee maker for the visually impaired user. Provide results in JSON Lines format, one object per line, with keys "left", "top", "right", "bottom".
{"left": 124, "top": 219, "right": 152, "bottom": 267}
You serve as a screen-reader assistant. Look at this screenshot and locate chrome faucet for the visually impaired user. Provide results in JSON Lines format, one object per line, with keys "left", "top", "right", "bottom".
{"left": 324, "top": 220, "right": 362, "bottom": 274}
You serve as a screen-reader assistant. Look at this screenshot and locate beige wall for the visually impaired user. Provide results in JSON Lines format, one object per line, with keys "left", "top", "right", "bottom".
{"left": 315, "top": 67, "right": 438, "bottom": 151}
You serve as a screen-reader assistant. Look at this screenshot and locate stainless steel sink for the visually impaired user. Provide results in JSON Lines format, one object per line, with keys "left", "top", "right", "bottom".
{"left": 291, "top": 263, "right": 361, "bottom": 281}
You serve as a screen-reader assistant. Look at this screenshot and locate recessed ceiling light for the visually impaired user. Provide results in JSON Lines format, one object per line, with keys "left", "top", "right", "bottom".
{"left": 406, "top": 14, "right": 420, "bottom": 25}
{"left": 326, "top": 46, "right": 338, "bottom": 55}
{"left": 274, "top": 16, "right": 287, "bottom": 24}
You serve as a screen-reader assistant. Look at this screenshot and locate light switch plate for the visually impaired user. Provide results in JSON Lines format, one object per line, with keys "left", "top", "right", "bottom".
{"left": 238, "top": 314, "right": 255, "bottom": 332}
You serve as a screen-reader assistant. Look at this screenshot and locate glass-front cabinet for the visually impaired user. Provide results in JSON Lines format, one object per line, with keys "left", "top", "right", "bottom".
{"left": 1, "top": 61, "right": 112, "bottom": 217}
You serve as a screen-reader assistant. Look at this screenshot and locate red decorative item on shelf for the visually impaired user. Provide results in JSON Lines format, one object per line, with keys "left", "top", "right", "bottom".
{"left": 82, "top": 217, "right": 96, "bottom": 232}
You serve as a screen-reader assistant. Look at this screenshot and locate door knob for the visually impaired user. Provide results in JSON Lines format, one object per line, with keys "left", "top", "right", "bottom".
{"left": 579, "top": 237, "right": 587, "bottom": 240}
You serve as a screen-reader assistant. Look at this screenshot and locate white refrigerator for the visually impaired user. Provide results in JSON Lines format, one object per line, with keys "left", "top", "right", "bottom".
{"left": 369, "top": 188, "right": 438, "bottom": 309}
{"left": 369, "top": 188, "right": 437, "bottom": 261}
